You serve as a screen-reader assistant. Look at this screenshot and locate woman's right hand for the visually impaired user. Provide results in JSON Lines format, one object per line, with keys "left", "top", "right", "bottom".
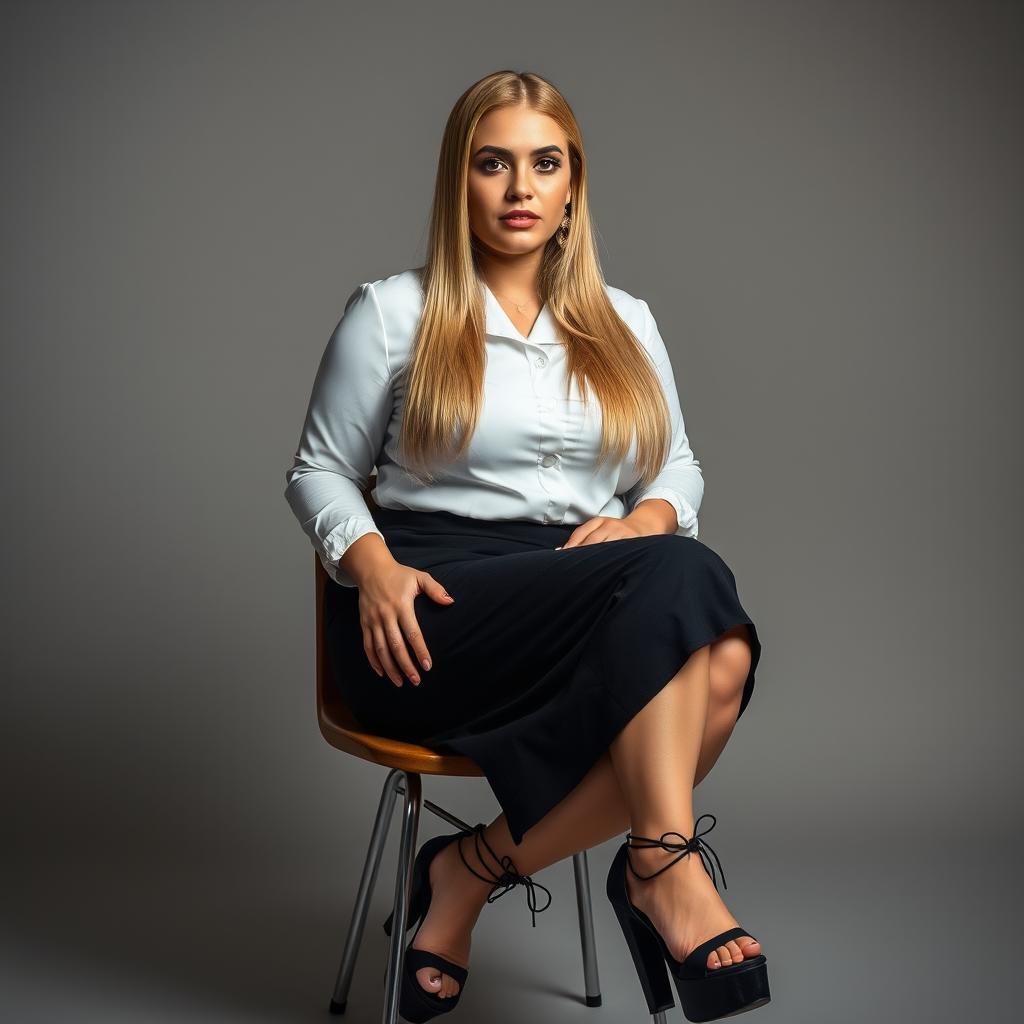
{"left": 357, "top": 562, "right": 455, "bottom": 687}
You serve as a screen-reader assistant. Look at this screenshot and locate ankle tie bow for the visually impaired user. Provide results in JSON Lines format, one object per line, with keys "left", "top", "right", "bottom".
{"left": 625, "top": 813, "right": 728, "bottom": 891}
{"left": 459, "top": 824, "right": 553, "bottom": 927}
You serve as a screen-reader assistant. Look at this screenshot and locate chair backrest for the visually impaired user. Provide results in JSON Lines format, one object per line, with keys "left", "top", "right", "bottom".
{"left": 313, "top": 473, "right": 483, "bottom": 776}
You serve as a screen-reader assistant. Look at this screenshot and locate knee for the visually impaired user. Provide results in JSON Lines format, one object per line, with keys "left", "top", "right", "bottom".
{"left": 641, "top": 533, "right": 704, "bottom": 573}
{"left": 650, "top": 533, "right": 721, "bottom": 571}
{"left": 708, "top": 626, "right": 752, "bottom": 708}
{"left": 641, "top": 538, "right": 750, "bottom": 704}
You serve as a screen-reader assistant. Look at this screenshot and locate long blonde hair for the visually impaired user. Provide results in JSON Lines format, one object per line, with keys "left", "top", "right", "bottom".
{"left": 399, "top": 70, "right": 672, "bottom": 489}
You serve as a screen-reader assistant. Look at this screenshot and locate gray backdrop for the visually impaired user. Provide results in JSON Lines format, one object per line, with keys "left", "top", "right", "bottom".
{"left": 3, "top": 1, "right": 1020, "bottom": 1021}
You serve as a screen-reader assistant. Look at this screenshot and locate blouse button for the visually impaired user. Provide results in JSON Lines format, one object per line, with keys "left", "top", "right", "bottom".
{"left": 540, "top": 453, "right": 558, "bottom": 468}
{"left": 534, "top": 354, "right": 548, "bottom": 368}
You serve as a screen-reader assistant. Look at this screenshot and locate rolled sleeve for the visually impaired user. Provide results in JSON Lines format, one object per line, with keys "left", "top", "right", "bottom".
{"left": 625, "top": 299, "right": 704, "bottom": 538}
{"left": 284, "top": 282, "right": 392, "bottom": 587}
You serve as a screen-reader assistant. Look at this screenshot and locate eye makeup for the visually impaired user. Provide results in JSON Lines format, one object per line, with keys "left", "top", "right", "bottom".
{"left": 479, "top": 156, "right": 562, "bottom": 173}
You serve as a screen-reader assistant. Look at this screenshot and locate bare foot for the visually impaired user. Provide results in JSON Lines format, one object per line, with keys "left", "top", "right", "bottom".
{"left": 408, "top": 836, "right": 493, "bottom": 999}
{"left": 625, "top": 844, "right": 762, "bottom": 971}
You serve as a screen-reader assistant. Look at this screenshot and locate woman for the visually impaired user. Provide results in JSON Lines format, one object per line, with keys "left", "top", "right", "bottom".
{"left": 284, "top": 70, "right": 770, "bottom": 1023}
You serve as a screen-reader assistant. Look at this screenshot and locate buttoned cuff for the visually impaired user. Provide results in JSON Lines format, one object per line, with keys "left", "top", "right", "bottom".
{"left": 321, "top": 515, "right": 386, "bottom": 587}
{"left": 630, "top": 488, "right": 699, "bottom": 539}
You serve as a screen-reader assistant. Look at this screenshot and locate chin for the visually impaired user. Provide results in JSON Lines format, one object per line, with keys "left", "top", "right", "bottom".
{"left": 489, "top": 235, "right": 548, "bottom": 255}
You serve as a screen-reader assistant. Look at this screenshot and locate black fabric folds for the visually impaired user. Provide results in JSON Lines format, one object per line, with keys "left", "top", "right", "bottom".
{"left": 324, "top": 508, "right": 762, "bottom": 846}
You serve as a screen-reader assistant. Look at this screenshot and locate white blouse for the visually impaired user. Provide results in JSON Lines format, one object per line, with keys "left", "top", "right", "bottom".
{"left": 284, "top": 267, "right": 703, "bottom": 587}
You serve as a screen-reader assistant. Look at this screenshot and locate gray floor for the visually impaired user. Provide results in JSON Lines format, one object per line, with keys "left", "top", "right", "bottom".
{"left": 4, "top": 820, "right": 1018, "bottom": 1023}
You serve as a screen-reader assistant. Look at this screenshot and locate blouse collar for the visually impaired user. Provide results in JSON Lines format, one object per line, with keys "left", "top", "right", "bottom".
{"left": 482, "top": 280, "right": 560, "bottom": 346}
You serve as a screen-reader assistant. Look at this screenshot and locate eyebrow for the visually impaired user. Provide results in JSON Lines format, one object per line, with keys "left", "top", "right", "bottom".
{"left": 473, "top": 144, "right": 564, "bottom": 159}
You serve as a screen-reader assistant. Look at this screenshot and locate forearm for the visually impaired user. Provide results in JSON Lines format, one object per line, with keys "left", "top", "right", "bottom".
{"left": 624, "top": 497, "right": 678, "bottom": 535}
{"left": 338, "top": 531, "right": 399, "bottom": 587}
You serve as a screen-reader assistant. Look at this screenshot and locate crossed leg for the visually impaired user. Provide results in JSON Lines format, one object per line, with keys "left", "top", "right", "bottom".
{"left": 410, "top": 623, "right": 755, "bottom": 998}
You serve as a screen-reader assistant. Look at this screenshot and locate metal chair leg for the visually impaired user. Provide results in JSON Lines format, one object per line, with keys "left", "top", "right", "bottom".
{"left": 382, "top": 771, "right": 422, "bottom": 1024}
{"left": 329, "top": 768, "right": 404, "bottom": 1014}
{"left": 329, "top": 770, "right": 607, "bottom": 1019}
{"left": 571, "top": 849, "right": 603, "bottom": 1007}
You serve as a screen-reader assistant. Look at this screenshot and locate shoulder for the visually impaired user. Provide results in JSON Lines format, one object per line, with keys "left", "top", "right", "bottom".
{"left": 363, "top": 266, "right": 425, "bottom": 308}
{"left": 605, "top": 282, "right": 646, "bottom": 313}
{"left": 357, "top": 267, "right": 425, "bottom": 356}
{"left": 336, "top": 267, "right": 424, "bottom": 369}
{"left": 605, "top": 282, "right": 655, "bottom": 344}
{"left": 340, "top": 267, "right": 424, "bottom": 316}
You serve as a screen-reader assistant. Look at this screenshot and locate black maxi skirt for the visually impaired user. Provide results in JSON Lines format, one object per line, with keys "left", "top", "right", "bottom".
{"left": 323, "top": 507, "right": 762, "bottom": 847}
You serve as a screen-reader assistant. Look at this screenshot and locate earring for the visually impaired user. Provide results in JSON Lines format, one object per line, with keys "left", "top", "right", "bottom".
{"left": 556, "top": 201, "right": 572, "bottom": 248}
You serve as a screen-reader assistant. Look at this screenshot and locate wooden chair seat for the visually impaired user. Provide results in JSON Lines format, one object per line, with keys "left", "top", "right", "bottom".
{"left": 318, "top": 687, "right": 484, "bottom": 778}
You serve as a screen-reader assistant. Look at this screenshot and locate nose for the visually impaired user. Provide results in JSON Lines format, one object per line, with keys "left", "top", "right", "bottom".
{"left": 508, "top": 165, "right": 534, "bottom": 200}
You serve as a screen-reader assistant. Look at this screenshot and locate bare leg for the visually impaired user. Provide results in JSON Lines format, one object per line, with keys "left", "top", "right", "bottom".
{"left": 609, "top": 636, "right": 761, "bottom": 974}
{"left": 411, "top": 624, "right": 754, "bottom": 996}
{"left": 695, "top": 624, "right": 755, "bottom": 782}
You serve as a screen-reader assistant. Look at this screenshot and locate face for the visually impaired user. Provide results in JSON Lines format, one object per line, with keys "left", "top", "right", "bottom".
{"left": 467, "top": 105, "right": 572, "bottom": 258}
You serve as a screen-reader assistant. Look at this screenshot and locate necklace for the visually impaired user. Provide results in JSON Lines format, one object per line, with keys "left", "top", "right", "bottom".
{"left": 487, "top": 283, "right": 541, "bottom": 316}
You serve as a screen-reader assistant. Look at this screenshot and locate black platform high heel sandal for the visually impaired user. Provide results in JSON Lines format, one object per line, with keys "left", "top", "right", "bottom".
{"left": 605, "top": 814, "right": 771, "bottom": 1023}
{"left": 381, "top": 822, "right": 553, "bottom": 1023}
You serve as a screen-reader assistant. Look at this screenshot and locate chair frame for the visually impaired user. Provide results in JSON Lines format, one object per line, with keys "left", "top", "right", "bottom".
{"left": 314, "top": 482, "right": 604, "bottom": 1022}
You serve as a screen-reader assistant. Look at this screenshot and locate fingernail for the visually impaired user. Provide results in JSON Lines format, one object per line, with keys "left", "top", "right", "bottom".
{"left": 555, "top": 546, "right": 562, "bottom": 550}
{"left": 423, "top": 659, "right": 432, "bottom": 670}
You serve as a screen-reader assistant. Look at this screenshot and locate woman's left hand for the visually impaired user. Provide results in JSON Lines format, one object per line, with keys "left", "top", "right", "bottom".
{"left": 555, "top": 515, "right": 652, "bottom": 549}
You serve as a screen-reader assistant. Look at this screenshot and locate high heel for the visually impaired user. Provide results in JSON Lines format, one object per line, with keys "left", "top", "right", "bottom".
{"left": 381, "top": 822, "right": 553, "bottom": 1022}
{"left": 605, "top": 814, "right": 771, "bottom": 1023}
